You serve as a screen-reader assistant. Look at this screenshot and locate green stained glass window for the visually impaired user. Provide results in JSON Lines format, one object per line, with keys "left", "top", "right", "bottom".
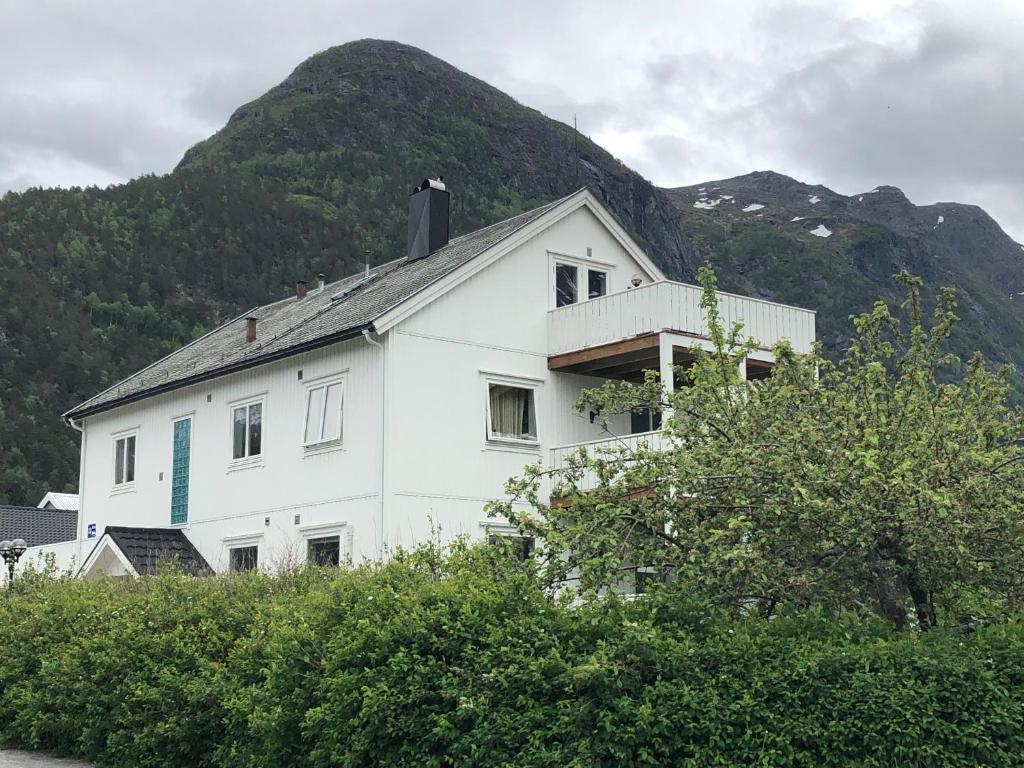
{"left": 171, "top": 418, "right": 191, "bottom": 525}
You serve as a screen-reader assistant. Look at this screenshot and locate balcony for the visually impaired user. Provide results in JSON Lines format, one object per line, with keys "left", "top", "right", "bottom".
{"left": 547, "top": 280, "right": 816, "bottom": 371}
{"left": 549, "top": 431, "right": 667, "bottom": 493}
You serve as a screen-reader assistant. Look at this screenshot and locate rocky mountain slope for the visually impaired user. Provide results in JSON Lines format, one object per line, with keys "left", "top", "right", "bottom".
{"left": 666, "top": 171, "right": 1024, "bottom": 375}
{"left": 1, "top": 39, "right": 1021, "bottom": 503}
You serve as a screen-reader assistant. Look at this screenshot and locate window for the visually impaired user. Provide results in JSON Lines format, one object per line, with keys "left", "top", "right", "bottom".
{"left": 555, "top": 261, "right": 610, "bottom": 306}
{"left": 488, "top": 533, "right": 535, "bottom": 562}
{"left": 555, "top": 263, "right": 578, "bottom": 307}
{"left": 170, "top": 417, "right": 191, "bottom": 525}
{"left": 113, "top": 433, "right": 136, "bottom": 486}
{"left": 487, "top": 382, "right": 538, "bottom": 443}
{"left": 304, "top": 380, "right": 344, "bottom": 445}
{"left": 232, "top": 401, "right": 263, "bottom": 460}
{"left": 746, "top": 359, "right": 774, "bottom": 381}
{"left": 635, "top": 566, "right": 662, "bottom": 594}
{"left": 630, "top": 407, "right": 662, "bottom": 435}
{"left": 229, "top": 545, "right": 258, "bottom": 572}
{"left": 307, "top": 536, "right": 341, "bottom": 567}
{"left": 588, "top": 269, "right": 608, "bottom": 299}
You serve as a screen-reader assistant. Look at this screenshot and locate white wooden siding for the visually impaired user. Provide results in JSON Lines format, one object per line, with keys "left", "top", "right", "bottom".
{"left": 548, "top": 280, "right": 816, "bottom": 355}
{"left": 549, "top": 431, "right": 667, "bottom": 492}
{"left": 78, "top": 337, "right": 383, "bottom": 570}
{"left": 385, "top": 206, "right": 646, "bottom": 543}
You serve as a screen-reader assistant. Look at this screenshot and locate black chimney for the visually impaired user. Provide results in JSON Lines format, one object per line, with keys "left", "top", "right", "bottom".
{"left": 407, "top": 177, "right": 449, "bottom": 261}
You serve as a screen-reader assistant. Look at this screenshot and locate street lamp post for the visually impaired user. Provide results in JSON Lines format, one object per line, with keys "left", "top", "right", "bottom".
{"left": 0, "top": 539, "right": 27, "bottom": 585}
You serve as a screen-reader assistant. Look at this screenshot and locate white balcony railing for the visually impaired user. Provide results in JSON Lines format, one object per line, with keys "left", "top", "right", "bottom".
{"left": 548, "top": 280, "right": 816, "bottom": 356}
{"left": 549, "top": 431, "right": 667, "bottom": 492}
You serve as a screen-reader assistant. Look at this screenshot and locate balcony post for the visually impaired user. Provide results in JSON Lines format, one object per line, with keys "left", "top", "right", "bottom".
{"left": 659, "top": 333, "right": 675, "bottom": 420}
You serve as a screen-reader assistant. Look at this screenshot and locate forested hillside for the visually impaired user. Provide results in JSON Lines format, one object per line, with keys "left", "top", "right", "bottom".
{"left": 1, "top": 39, "right": 1021, "bottom": 503}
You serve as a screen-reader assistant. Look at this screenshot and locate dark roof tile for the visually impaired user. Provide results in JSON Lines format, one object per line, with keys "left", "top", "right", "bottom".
{"left": 0, "top": 506, "right": 78, "bottom": 547}
{"left": 103, "top": 526, "right": 213, "bottom": 576}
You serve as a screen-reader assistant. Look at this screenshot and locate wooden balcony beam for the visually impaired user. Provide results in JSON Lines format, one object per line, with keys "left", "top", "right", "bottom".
{"left": 548, "top": 333, "right": 660, "bottom": 372}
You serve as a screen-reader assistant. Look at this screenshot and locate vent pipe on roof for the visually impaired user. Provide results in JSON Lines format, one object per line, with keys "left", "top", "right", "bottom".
{"left": 317, "top": 273, "right": 326, "bottom": 291}
{"left": 245, "top": 317, "right": 257, "bottom": 343}
{"left": 296, "top": 280, "right": 308, "bottom": 299}
{"left": 407, "top": 177, "right": 449, "bottom": 262}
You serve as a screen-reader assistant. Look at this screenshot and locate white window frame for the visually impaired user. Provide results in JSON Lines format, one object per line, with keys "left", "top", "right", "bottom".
{"left": 548, "top": 250, "right": 616, "bottom": 309}
{"left": 228, "top": 394, "right": 266, "bottom": 469}
{"left": 482, "top": 372, "right": 542, "bottom": 449}
{"left": 553, "top": 261, "right": 580, "bottom": 308}
{"left": 222, "top": 533, "right": 263, "bottom": 572}
{"left": 301, "top": 373, "right": 346, "bottom": 451}
{"left": 481, "top": 522, "right": 536, "bottom": 561}
{"left": 586, "top": 267, "right": 609, "bottom": 300}
{"left": 110, "top": 428, "right": 139, "bottom": 494}
{"left": 299, "top": 522, "right": 351, "bottom": 567}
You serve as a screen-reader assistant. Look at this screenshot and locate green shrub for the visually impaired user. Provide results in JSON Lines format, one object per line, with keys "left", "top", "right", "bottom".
{"left": 1, "top": 544, "right": 1023, "bottom": 767}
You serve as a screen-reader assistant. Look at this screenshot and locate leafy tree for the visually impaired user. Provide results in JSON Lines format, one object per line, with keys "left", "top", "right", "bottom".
{"left": 493, "top": 266, "right": 1024, "bottom": 630}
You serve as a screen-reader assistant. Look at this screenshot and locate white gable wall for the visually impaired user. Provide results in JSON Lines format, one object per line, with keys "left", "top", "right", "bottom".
{"left": 383, "top": 205, "right": 650, "bottom": 549}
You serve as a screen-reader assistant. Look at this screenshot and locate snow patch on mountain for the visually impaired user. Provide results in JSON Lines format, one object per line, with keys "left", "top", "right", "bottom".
{"left": 742, "top": 203, "right": 765, "bottom": 212}
{"left": 810, "top": 224, "right": 832, "bottom": 238}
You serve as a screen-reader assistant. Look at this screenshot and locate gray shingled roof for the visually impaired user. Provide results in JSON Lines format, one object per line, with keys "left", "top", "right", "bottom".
{"left": 0, "top": 506, "right": 78, "bottom": 547}
{"left": 67, "top": 192, "right": 576, "bottom": 420}
{"left": 103, "top": 526, "right": 213, "bottom": 576}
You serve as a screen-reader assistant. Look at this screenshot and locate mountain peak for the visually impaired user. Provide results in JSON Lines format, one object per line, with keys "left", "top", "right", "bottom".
{"left": 178, "top": 36, "right": 699, "bottom": 277}
{"left": 862, "top": 184, "right": 909, "bottom": 201}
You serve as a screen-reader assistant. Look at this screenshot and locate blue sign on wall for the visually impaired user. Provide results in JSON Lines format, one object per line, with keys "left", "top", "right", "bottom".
{"left": 87, "top": 523, "right": 97, "bottom": 539}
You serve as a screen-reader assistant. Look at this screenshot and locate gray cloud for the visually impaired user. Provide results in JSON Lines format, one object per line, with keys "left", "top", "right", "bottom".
{"left": 2, "top": 0, "right": 1023, "bottom": 241}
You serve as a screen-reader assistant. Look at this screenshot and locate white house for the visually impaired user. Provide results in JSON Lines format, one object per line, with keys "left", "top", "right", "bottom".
{"left": 43, "top": 181, "right": 814, "bottom": 578}
{"left": 38, "top": 492, "right": 80, "bottom": 511}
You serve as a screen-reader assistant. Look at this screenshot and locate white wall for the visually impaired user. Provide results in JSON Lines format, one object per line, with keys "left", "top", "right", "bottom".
{"left": 384, "top": 205, "right": 645, "bottom": 549}
{"left": 77, "top": 335, "right": 384, "bottom": 568}
{"left": 10, "top": 540, "right": 79, "bottom": 583}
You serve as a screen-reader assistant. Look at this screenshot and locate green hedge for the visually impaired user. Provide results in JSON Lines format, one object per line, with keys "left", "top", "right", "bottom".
{"left": 1, "top": 545, "right": 1023, "bottom": 767}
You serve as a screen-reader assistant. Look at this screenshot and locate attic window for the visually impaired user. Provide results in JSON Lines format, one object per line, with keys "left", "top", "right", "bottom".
{"left": 555, "top": 261, "right": 610, "bottom": 306}
{"left": 555, "top": 263, "right": 577, "bottom": 307}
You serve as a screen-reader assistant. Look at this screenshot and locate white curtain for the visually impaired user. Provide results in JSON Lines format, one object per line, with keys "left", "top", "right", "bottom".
{"left": 490, "top": 385, "right": 529, "bottom": 438}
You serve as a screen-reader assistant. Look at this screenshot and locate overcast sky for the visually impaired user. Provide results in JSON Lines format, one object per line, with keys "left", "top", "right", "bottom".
{"left": 3, "top": 0, "right": 1024, "bottom": 240}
